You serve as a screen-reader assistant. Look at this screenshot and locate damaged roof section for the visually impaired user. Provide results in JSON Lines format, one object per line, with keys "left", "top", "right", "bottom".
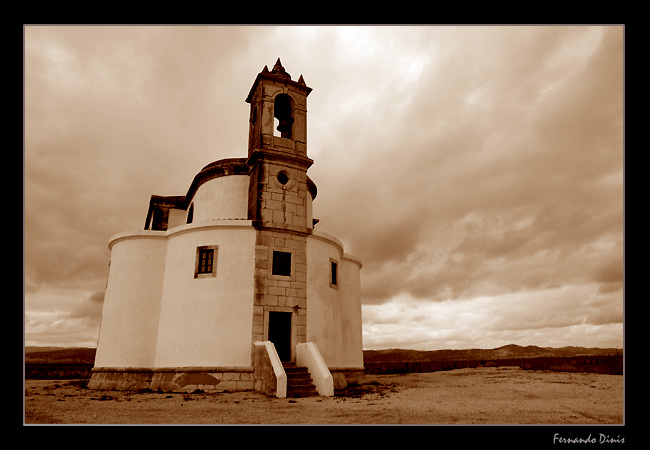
{"left": 144, "top": 195, "right": 187, "bottom": 231}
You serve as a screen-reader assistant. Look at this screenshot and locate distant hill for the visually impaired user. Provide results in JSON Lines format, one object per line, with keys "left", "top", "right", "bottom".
{"left": 363, "top": 344, "right": 622, "bottom": 363}
{"left": 24, "top": 344, "right": 621, "bottom": 365}
{"left": 25, "top": 347, "right": 96, "bottom": 364}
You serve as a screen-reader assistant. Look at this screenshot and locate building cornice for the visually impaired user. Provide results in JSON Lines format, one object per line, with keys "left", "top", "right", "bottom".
{"left": 109, "top": 220, "right": 255, "bottom": 250}
{"left": 308, "top": 230, "right": 363, "bottom": 268}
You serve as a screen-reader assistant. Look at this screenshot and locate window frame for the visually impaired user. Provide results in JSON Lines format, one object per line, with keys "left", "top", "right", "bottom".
{"left": 194, "top": 245, "right": 218, "bottom": 279}
{"left": 271, "top": 250, "right": 293, "bottom": 277}
{"left": 268, "top": 248, "right": 295, "bottom": 281}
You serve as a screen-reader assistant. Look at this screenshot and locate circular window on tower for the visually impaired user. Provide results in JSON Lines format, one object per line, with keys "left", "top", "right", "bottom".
{"left": 274, "top": 170, "right": 295, "bottom": 189}
{"left": 277, "top": 171, "right": 290, "bottom": 186}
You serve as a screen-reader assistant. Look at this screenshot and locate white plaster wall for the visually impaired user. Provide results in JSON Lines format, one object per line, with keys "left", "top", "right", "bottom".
{"left": 94, "top": 233, "right": 167, "bottom": 368}
{"left": 168, "top": 208, "right": 187, "bottom": 229}
{"left": 154, "top": 223, "right": 256, "bottom": 368}
{"left": 306, "top": 233, "right": 363, "bottom": 368}
{"left": 190, "top": 175, "right": 249, "bottom": 222}
{"left": 339, "top": 256, "right": 364, "bottom": 368}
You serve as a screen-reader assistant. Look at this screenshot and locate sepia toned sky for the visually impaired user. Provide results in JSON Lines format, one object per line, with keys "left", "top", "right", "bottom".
{"left": 24, "top": 25, "right": 624, "bottom": 350}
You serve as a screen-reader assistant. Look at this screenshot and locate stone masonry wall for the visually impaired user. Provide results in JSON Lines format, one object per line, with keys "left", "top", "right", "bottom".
{"left": 251, "top": 229, "right": 308, "bottom": 356}
{"left": 256, "top": 161, "right": 309, "bottom": 233}
{"left": 249, "top": 156, "right": 311, "bottom": 362}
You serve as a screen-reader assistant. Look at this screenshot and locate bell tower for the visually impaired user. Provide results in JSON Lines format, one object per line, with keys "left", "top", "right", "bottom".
{"left": 246, "top": 58, "right": 312, "bottom": 159}
{"left": 246, "top": 59, "right": 315, "bottom": 362}
{"left": 245, "top": 58, "right": 314, "bottom": 234}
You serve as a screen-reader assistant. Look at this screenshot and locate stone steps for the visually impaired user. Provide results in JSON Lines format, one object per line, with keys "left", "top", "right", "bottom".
{"left": 283, "top": 362, "right": 318, "bottom": 398}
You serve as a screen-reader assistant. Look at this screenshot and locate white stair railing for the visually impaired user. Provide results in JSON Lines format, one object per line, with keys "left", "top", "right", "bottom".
{"left": 254, "top": 341, "right": 286, "bottom": 398}
{"left": 296, "top": 342, "right": 334, "bottom": 396}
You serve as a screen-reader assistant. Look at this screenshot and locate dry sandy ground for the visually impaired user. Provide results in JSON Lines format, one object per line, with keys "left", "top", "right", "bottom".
{"left": 24, "top": 367, "right": 623, "bottom": 425}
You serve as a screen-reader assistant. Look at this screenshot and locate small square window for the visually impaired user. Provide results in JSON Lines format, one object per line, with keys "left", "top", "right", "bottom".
{"left": 198, "top": 248, "right": 214, "bottom": 273}
{"left": 195, "top": 246, "right": 218, "bottom": 278}
{"left": 272, "top": 251, "right": 292, "bottom": 277}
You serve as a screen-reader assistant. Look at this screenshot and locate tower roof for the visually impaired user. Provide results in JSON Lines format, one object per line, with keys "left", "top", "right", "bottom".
{"left": 245, "top": 59, "right": 312, "bottom": 103}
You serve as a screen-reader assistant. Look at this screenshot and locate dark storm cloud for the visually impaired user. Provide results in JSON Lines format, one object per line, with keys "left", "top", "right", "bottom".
{"left": 24, "top": 26, "right": 263, "bottom": 344}
{"left": 314, "top": 27, "right": 623, "bottom": 313}
{"left": 68, "top": 291, "right": 105, "bottom": 320}
{"left": 25, "top": 26, "right": 257, "bottom": 296}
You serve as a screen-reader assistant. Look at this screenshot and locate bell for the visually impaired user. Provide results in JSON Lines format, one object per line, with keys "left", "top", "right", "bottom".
{"left": 277, "top": 118, "right": 293, "bottom": 137}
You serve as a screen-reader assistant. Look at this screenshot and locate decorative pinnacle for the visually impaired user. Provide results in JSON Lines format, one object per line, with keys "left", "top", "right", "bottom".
{"left": 246, "top": 59, "right": 312, "bottom": 104}
{"left": 271, "top": 58, "right": 290, "bottom": 79}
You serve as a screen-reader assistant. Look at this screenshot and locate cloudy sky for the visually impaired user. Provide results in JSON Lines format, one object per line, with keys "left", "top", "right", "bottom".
{"left": 24, "top": 25, "right": 624, "bottom": 351}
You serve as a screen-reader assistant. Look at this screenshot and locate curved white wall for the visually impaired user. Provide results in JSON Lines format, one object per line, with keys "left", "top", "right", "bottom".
{"left": 339, "top": 256, "right": 364, "bottom": 367}
{"left": 189, "top": 175, "right": 249, "bottom": 223}
{"left": 94, "top": 233, "right": 167, "bottom": 368}
{"left": 154, "top": 223, "right": 256, "bottom": 368}
{"left": 306, "top": 232, "right": 363, "bottom": 369}
{"left": 94, "top": 170, "right": 362, "bottom": 373}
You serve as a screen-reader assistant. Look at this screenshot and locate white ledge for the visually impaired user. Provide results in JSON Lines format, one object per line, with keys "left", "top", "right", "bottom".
{"left": 309, "top": 230, "right": 363, "bottom": 268}
{"left": 108, "top": 219, "right": 254, "bottom": 249}
{"left": 107, "top": 221, "right": 362, "bottom": 268}
{"left": 342, "top": 253, "right": 363, "bottom": 269}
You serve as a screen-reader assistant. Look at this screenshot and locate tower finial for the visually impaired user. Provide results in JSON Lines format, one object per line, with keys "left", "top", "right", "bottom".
{"left": 271, "top": 58, "right": 290, "bottom": 79}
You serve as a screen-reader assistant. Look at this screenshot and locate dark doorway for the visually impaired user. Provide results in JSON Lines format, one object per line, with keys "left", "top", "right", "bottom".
{"left": 268, "top": 311, "right": 292, "bottom": 362}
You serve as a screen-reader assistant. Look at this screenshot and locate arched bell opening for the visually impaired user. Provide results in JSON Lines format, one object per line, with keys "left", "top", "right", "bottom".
{"left": 273, "top": 93, "right": 294, "bottom": 139}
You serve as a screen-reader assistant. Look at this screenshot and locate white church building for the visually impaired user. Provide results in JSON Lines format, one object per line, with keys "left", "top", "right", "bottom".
{"left": 88, "top": 60, "right": 364, "bottom": 397}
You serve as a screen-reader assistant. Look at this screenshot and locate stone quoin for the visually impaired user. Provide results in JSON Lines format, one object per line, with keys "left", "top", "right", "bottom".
{"left": 88, "top": 60, "right": 364, "bottom": 397}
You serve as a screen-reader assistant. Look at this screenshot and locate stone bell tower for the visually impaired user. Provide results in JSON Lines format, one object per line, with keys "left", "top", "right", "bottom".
{"left": 245, "top": 59, "right": 316, "bottom": 362}
{"left": 245, "top": 58, "right": 314, "bottom": 232}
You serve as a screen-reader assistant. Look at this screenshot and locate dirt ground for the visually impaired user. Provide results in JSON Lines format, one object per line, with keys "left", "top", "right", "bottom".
{"left": 23, "top": 366, "right": 624, "bottom": 425}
